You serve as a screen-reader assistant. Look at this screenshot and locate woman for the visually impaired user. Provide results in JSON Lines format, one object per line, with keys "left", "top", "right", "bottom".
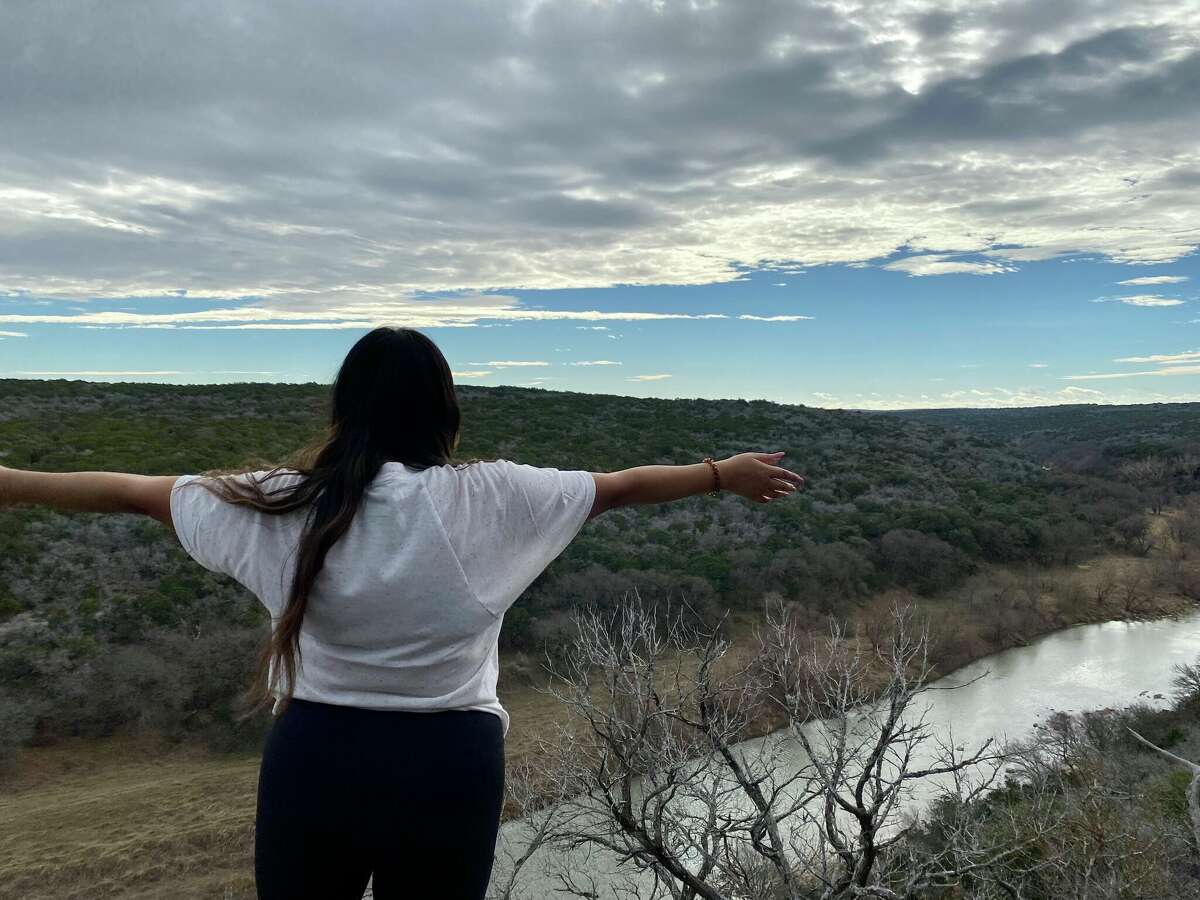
{"left": 0, "top": 326, "right": 805, "bottom": 899}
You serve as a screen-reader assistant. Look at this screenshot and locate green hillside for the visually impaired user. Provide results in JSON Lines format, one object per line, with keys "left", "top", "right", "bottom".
{"left": 885, "top": 403, "right": 1200, "bottom": 468}
{"left": 1, "top": 380, "right": 1196, "bottom": 766}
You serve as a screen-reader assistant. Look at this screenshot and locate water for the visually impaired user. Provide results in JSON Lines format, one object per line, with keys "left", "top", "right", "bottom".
{"left": 489, "top": 610, "right": 1200, "bottom": 898}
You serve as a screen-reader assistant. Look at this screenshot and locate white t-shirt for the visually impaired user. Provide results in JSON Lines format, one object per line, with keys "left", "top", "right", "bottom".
{"left": 170, "top": 459, "right": 596, "bottom": 735}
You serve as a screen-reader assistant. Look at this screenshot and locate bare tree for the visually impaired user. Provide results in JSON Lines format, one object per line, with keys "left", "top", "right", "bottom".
{"left": 756, "top": 602, "right": 1047, "bottom": 899}
{"left": 1167, "top": 497, "right": 1200, "bottom": 560}
{"left": 1120, "top": 457, "right": 1172, "bottom": 514}
{"left": 535, "top": 593, "right": 791, "bottom": 900}
{"left": 972, "top": 713, "right": 1192, "bottom": 900}
{"left": 1127, "top": 729, "right": 1200, "bottom": 855}
{"left": 489, "top": 757, "right": 586, "bottom": 900}
{"left": 1116, "top": 568, "right": 1153, "bottom": 617}
{"left": 1090, "top": 563, "right": 1122, "bottom": 613}
{"left": 503, "top": 594, "right": 1055, "bottom": 900}
{"left": 1174, "top": 659, "right": 1200, "bottom": 704}
{"left": 1114, "top": 514, "right": 1156, "bottom": 557}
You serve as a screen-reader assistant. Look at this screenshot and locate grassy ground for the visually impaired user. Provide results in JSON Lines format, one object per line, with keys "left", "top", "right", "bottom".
{"left": 0, "top": 736, "right": 259, "bottom": 899}
{"left": 0, "top": 659, "right": 597, "bottom": 900}
{"left": 2, "top": 533, "right": 1196, "bottom": 899}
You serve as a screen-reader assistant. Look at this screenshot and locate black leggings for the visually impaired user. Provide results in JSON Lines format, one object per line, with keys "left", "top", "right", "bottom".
{"left": 255, "top": 698, "right": 505, "bottom": 900}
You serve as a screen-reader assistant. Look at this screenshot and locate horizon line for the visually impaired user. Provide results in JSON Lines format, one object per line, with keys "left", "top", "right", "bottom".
{"left": 1, "top": 375, "right": 1196, "bottom": 413}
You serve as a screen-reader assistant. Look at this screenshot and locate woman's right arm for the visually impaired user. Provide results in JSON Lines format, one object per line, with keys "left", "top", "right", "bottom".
{"left": 0, "top": 464, "right": 178, "bottom": 530}
{"left": 588, "top": 452, "right": 804, "bottom": 519}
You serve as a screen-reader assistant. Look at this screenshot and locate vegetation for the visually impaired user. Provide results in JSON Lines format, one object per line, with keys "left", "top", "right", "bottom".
{"left": 886, "top": 402, "right": 1200, "bottom": 463}
{"left": 498, "top": 599, "right": 1047, "bottom": 900}
{"left": 493, "top": 600, "right": 1200, "bottom": 899}
{"left": 2, "top": 381, "right": 1199, "bottom": 773}
{"left": 1, "top": 381, "right": 1199, "bottom": 898}
{"left": 909, "top": 659, "right": 1200, "bottom": 899}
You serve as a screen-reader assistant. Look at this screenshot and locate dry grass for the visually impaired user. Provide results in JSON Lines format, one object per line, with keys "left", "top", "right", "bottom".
{"left": 0, "top": 670, "right": 580, "bottom": 900}
{"left": 0, "top": 738, "right": 259, "bottom": 900}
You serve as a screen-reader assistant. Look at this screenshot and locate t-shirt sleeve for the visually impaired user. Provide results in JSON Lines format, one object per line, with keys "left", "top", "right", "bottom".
{"left": 169, "top": 472, "right": 296, "bottom": 608}
{"left": 453, "top": 460, "right": 596, "bottom": 617}
{"left": 171, "top": 474, "right": 241, "bottom": 576}
{"left": 505, "top": 460, "right": 596, "bottom": 551}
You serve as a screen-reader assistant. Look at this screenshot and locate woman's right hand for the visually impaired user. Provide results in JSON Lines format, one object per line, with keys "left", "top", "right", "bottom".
{"left": 716, "top": 452, "right": 805, "bottom": 504}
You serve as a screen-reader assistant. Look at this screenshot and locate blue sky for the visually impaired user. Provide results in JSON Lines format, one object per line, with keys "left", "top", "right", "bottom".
{"left": 4, "top": 251, "right": 1198, "bottom": 408}
{"left": 2, "top": 1, "right": 1199, "bottom": 409}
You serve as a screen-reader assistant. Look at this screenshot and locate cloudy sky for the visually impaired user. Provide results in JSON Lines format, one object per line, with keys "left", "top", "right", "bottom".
{"left": 1, "top": 0, "right": 1199, "bottom": 409}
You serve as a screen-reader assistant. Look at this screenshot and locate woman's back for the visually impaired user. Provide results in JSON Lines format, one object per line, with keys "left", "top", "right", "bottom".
{"left": 170, "top": 458, "right": 595, "bottom": 730}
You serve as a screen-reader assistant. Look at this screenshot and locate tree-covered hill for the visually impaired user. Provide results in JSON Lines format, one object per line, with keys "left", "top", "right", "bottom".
{"left": 1, "top": 380, "right": 1195, "bottom": 762}
{"left": 884, "top": 403, "right": 1200, "bottom": 470}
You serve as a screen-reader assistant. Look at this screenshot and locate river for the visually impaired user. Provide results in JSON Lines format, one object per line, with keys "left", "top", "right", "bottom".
{"left": 485, "top": 609, "right": 1200, "bottom": 899}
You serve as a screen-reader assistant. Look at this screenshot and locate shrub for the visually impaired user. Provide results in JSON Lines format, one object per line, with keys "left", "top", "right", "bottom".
{"left": 0, "top": 691, "right": 38, "bottom": 774}
{"left": 878, "top": 529, "right": 973, "bottom": 596}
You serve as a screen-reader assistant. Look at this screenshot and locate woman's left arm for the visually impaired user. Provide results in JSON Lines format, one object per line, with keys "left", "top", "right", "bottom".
{"left": 0, "top": 465, "right": 178, "bottom": 531}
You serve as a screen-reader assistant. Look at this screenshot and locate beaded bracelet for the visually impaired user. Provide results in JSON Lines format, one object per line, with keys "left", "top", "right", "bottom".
{"left": 702, "top": 457, "right": 721, "bottom": 496}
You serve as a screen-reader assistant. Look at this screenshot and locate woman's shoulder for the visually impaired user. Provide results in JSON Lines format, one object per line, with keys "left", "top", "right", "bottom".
{"left": 173, "top": 468, "right": 308, "bottom": 508}
{"left": 385, "top": 458, "right": 516, "bottom": 474}
{"left": 390, "top": 459, "right": 527, "bottom": 497}
{"left": 375, "top": 459, "right": 509, "bottom": 486}
{"left": 445, "top": 459, "right": 592, "bottom": 502}
{"left": 193, "top": 467, "right": 306, "bottom": 487}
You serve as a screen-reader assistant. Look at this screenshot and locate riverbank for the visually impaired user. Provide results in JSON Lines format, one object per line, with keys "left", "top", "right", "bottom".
{"left": 1, "top": 541, "right": 1196, "bottom": 900}
{"left": 490, "top": 608, "right": 1200, "bottom": 899}
{"left": 676, "top": 543, "right": 1200, "bottom": 754}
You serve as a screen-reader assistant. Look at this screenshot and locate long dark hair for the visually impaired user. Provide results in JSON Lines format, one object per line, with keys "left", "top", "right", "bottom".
{"left": 193, "top": 326, "right": 464, "bottom": 720}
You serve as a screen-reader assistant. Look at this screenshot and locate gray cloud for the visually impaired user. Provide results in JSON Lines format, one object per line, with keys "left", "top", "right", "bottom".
{"left": 1, "top": 0, "right": 1198, "bottom": 322}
